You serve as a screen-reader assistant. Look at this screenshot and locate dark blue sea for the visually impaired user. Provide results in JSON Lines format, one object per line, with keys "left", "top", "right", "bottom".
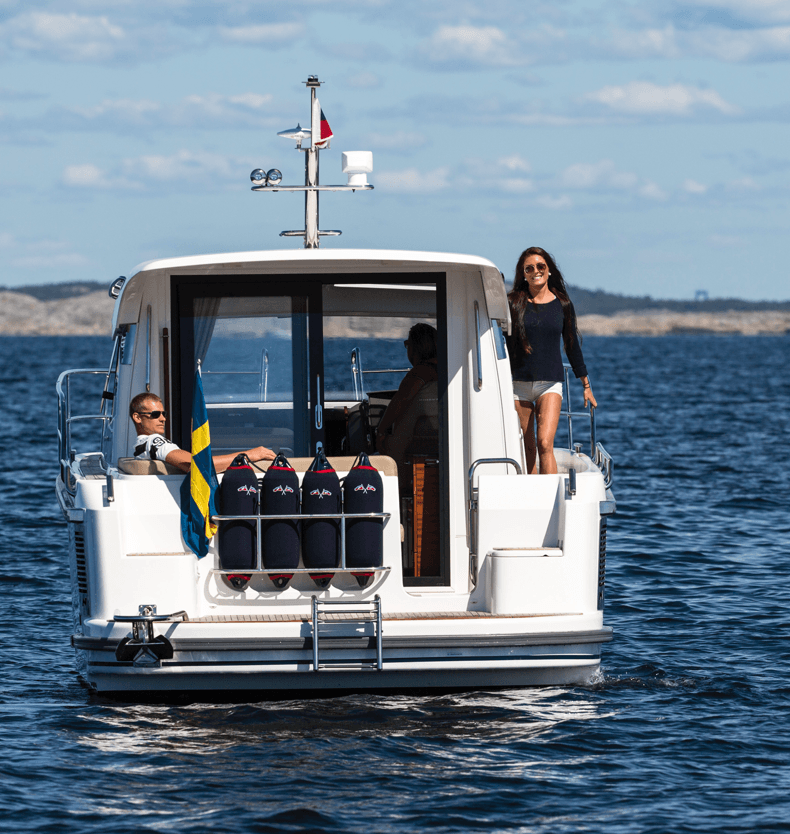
{"left": 2, "top": 334, "right": 789, "bottom": 833}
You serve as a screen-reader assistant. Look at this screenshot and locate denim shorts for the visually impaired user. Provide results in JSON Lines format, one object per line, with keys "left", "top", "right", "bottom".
{"left": 513, "top": 380, "right": 563, "bottom": 405}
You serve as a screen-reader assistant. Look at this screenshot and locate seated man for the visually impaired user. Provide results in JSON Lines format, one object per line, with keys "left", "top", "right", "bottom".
{"left": 375, "top": 323, "right": 439, "bottom": 472}
{"left": 130, "top": 392, "right": 276, "bottom": 474}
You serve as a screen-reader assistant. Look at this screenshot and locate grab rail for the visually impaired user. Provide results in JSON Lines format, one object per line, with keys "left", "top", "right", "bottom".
{"left": 560, "top": 364, "right": 613, "bottom": 487}
{"left": 57, "top": 368, "right": 114, "bottom": 491}
{"left": 594, "top": 442, "right": 613, "bottom": 489}
{"left": 467, "top": 457, "right": 523, "bottom": 587}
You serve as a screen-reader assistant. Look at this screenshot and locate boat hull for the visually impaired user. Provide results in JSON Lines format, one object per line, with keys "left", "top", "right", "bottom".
{"left": 74, "top": 627, "right": 611, "bottom": 693}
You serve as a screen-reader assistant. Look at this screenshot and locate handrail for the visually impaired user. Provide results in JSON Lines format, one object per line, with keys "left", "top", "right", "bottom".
{"left": 57, "top": 367, "right": 115, "bottom": 491}
{"left": 474, "top": 301, "right": 483, "bottom": 390}
{"left": 560, "top": 364, "right": 612, "bottom": 487}
{"left": 594, "top": 442, "right": 613, "bottom": 489}
{"left": 467, "top": 457, "right": 522, "bottom": 587}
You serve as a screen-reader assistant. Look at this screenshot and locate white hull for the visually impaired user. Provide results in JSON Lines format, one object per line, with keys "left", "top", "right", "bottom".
{"left": 74, "top": 620, "right": 610, "bottom": 693}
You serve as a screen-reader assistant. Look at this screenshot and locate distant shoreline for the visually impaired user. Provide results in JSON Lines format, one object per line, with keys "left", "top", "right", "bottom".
{"left": 0, "top": 289, "right": 788, "bottom": 337}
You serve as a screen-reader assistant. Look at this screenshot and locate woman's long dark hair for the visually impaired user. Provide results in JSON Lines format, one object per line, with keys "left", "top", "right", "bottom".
{"left": 507, "top": 246, "right": 580, "bottom": 355}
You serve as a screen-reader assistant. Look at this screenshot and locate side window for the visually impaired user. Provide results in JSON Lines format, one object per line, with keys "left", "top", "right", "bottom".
{"left": 492, "top": 320, "right": 508, "bottom": 360}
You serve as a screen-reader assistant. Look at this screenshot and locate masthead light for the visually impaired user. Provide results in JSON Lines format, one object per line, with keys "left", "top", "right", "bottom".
{"left": 266, "top": 169, "right": 283, "bottom": 187}
{"left": 250, "top": 168, "right": 267, "bottom": 184}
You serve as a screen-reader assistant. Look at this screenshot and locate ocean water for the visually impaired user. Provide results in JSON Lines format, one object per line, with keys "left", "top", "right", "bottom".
{"left": 1, "top": 334, "right": 789, "bottom": 833}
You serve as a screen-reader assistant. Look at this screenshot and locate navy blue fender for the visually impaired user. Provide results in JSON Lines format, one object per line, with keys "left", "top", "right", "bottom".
{"left": 343, "top": 453, "right": 383, "bottom": 587}
{"left": 261, "top": 454, "right": 300, "bottom": 589}
{"left": 218, "top": 454, "right": 258, "bottom": 590}
{"left": 301, "top": 449, "right": 340, "bottom": 588}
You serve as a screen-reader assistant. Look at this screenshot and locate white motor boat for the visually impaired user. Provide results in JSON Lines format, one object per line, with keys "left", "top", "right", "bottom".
{"left": 56, "top": 77, "right": 615, "bottom": 694}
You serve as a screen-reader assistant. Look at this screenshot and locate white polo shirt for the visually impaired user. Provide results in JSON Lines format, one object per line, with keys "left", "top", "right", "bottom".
{"left": 134, "top": 433, "right": 181, "bottom": 463}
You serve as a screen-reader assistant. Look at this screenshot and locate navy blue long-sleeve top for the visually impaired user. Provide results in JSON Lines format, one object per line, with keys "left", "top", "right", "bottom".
{"left": 508, "top": 297, "right": 587, "bottom": 382}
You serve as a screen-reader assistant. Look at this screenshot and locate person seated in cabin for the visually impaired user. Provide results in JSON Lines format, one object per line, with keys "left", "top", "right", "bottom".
{"left": 130, "top": 392, "right": 276, "bottom": 474}
{"left": 375, "top": 323, "right": 439, "bottom": 471}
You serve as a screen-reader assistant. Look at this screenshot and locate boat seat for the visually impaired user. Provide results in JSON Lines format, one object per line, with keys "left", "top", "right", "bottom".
{"left": 117, "top": 454, "right": 398, "bottom": 478}
{"left": 251, "top": 455, "right": 398, "bottom": 478}
{"left": 118, "top": 457, "right": 184, "bottom": 476}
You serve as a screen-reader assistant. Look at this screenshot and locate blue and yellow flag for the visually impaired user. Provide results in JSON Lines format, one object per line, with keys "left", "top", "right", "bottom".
{"left": 180, "top": 367, "right": 218, "bottom": 558}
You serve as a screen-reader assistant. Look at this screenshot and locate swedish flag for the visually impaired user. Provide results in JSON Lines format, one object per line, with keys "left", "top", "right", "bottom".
{"left": 180, "top": 367, "right": 218, "bottom": 558}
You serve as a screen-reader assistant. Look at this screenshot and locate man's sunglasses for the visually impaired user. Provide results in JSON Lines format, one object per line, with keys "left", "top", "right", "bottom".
{"left": 136, "top": 410, "right": 167, "bottom": 419}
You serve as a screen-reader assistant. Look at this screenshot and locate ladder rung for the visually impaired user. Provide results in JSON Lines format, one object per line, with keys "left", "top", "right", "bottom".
{"left": 312, "top": 594, "right": 383, "bottom": 672}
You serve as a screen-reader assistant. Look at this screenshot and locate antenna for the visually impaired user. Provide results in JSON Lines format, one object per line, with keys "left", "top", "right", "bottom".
{"left": 249, "top": 76, "right": 374, "bottom": 249}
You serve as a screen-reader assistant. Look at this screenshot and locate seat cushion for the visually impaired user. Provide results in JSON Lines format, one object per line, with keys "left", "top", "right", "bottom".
{"left": 118, "top": 457, "right": 184, "bottom": 476}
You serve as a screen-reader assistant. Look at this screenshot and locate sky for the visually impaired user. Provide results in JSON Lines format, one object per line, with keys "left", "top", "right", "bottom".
{"left": 1, "top": 0, "right": 789, "bottom": 300}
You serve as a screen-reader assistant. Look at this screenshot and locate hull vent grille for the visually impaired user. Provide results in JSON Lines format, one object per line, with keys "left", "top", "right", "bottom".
{"left": 597, "top": 519, "right": 606, "bottom": 610}
{"left": 75, "top": 528, "right": 88, "bottom": 597}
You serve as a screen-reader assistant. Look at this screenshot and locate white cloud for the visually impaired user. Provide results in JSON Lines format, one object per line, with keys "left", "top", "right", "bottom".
{"left": 585, "top": 82, "right": 739, "bottom": 116}
{"left": 679, "top": 0, "right": 790, "bottom": 24}
{"left": 0, "top": 9, "right": 188, "bottom": 63}
{"left": 535, "top": 195, "right": 573, "bottom": 210}
{"left": 498, "top": 154, "right": 531, "bottom": 173}
{"left": 12, "top": 252, "right": 91, "bottom": 269}
{"left": 420, "top": 24, "right": 520, "bottom": 67}
{"left": 638, "top": 182, "right": 669, "bottom": 201}
{"left": 62, "top": 163, "right": 118, "bottom": 188}
{"left": 689, "top": 25, "right": 790, "bottom": 61}
{"left": 498, "top": 178, "right": 535, "bottom": 193}
{"left": 556, "top": 159, "right": 671, "bottom": 201}
{"left": 61, "top": 150, "right": 254, "bottom": 191}
{"left": 346, "top": 71, "right": 382, "bottom": 89}
{"left": 1, "top": 11, "right": 125, "bottom": 62}
{"left": 683, "top": 179, "right": 708, "bottom": 194}
{"left": 364, "top": 131, "right": 427, "bottom": 150}
{"left": 376, "top": 167, "right": 450, "bottom": 192}
{"left": 559, "top": 160, "right": 638, "bottom": 191}
{"left": 603, "top": 22, "right": 790, "bottom": 62}
{"left": 42, "top": 92, "right": 279, "bottom": 132}
{"left": 217, "top": 22, "right": 305, "bottom": 44}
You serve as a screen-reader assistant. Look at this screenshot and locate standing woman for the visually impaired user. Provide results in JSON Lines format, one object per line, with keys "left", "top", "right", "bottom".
{"left": 508, "top": 247, "right": 596, "bottom": 475}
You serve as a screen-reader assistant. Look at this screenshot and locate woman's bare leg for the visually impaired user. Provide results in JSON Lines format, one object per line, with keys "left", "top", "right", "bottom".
{"left": 534, "top": 392, "right": 563, "bottom": 474}
{"left": 514, "top": 399, "right": 538, "bottom": 474}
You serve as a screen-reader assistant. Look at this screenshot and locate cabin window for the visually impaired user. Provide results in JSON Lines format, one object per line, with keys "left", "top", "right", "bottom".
{"left": 120, "top": 324, "right": 136, "bottom": 365}
{"left": 492, "top": 320, "right": 508, "bottom": 360}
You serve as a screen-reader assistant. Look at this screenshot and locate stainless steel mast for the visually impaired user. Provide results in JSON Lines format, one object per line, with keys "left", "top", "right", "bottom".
{"left": 250, "top": 76, "right": 373, "bottom": 248}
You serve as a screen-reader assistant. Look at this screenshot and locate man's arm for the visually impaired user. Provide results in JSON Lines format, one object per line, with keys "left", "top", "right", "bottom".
{"left": 165, "top": 445, "right": 276, "bottom": 474}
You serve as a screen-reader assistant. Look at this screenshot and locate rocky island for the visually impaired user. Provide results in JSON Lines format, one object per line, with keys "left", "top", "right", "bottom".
{"left": 0, "top": 282, "right": 788, "bottom": 336}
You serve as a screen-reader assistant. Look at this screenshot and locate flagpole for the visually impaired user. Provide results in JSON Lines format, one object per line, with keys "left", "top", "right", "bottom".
{"left": 305, "top": 77, "right": 320, "bottom": 248}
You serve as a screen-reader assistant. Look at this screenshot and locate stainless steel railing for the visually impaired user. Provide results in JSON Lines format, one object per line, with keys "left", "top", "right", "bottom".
{"left": 351, "top": 346, "right": 408, "bottom": 400}
{"left": 561, "top": 363, "right": 613, "bottom": 487}
{"left": 57, "top": 368, "right": 114, "bottom": 491}
{"left": 209, "top": 509, "right": 392, "bottom": 576}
